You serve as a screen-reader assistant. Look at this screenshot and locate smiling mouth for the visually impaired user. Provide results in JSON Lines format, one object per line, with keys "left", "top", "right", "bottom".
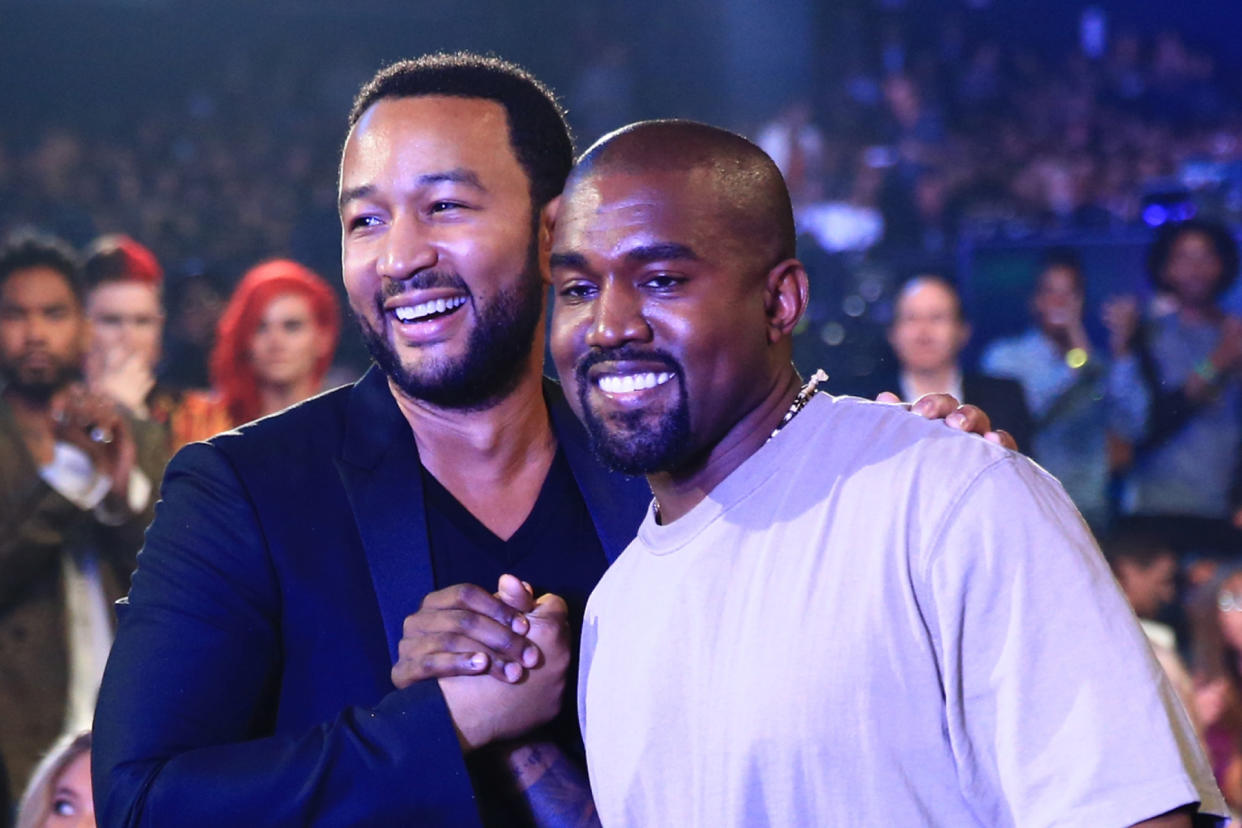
{"left": 391, "top": 295, "right": 468, "bottom": 324}
{"left": 595, "top": 371, "right": 674, "bottom": 394}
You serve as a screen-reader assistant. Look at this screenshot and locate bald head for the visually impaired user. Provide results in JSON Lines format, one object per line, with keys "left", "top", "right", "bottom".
{"left": 567, "top": 120, "right": 796, "bottom": 266}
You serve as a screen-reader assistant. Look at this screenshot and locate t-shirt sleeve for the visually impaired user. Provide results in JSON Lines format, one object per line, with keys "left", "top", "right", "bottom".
{"left": 920, "top": 454, "right": 1227, "bottom": 827}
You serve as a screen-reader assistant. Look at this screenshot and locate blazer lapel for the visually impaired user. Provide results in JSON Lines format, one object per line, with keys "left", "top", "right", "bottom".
{"left": 335, "top": 367, "right": 434, "bottom": 664}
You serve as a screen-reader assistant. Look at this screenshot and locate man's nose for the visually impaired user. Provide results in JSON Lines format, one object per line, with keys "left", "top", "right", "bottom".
{"left": 585, "top": 281, "right": 651, "bottom": 349}
{"left": 378, "top": 214, "right": 437, "bottom": 280}
{"left": 23, "top": 316, "right": 51, "bottom": 345}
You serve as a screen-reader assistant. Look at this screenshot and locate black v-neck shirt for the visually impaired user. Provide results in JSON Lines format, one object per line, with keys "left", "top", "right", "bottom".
{"left": 423, "top": 446, "right": 608, "bottom": 628}
{"left": 422, "top": 447, "right": 611, "bottom": 824}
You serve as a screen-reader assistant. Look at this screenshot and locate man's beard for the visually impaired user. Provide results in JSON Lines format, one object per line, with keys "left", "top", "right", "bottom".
{"left": 574, "top": 347, "right": 692, "bottom": 476}
{"left": 0, "top": 352, "right": 78, "bottom": 403}
{"left": 356, "top": 246, "right": 545, "bottom": 412}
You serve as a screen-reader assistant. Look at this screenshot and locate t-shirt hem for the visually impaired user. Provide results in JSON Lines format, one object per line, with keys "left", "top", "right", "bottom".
{"left": 1041, "top": 777, "right": 1228, "bottom": 828}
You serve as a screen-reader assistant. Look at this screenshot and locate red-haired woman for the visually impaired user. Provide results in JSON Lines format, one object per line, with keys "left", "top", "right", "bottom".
{"left": 171, "top": 260, "right": 340, "bottom": 447}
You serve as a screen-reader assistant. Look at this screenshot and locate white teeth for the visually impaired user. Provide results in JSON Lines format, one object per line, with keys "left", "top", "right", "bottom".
{"left": 597, "top": 371, "right": 672, "bottom": 394}
{"left": 392, "top": 296, "right": 466, "bottom": 322}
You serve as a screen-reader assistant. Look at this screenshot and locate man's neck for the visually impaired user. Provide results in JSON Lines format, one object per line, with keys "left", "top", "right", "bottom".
{"left": 391, "top": 365, "right": 557, "bottom": 540}
{"left": 648, "top": 366, "right": 802, "bottom": 525}
{"left": 900, "top": 365, "right": 959, "bottom": 400}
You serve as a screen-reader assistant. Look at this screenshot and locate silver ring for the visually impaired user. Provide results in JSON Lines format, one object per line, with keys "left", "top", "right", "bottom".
{"left": 89, "top": 426, "right": 114, "bottom": 445}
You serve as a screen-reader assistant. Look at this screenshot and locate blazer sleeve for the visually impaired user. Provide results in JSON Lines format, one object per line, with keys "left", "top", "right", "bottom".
{"left": 92, "top": 441, "right": 480, "bottom": 828}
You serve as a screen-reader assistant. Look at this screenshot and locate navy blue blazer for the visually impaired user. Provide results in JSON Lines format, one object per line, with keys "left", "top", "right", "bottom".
{"left": 93, "top": 367, "right": 650, "bottom": 827}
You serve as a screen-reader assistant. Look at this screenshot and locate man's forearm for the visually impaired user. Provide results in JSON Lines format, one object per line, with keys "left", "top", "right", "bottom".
{"left": 500, "top": 740, "right": 601, "bottom": 828}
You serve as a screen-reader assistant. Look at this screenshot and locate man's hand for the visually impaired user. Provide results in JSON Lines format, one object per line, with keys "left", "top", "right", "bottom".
{"left": 392, "top": 581, "right": 540, "bottom": 689}
{"left": 439, "top": 591, "right": 570, "bottom": 752}
{"left": 51, "top": 383, "right": 138, "bottom": 503}
{"left": 86, "top": 343, "right": 156, "bottom": 417}
{"left": 876, "top": 391, "right": 1018, "bottom": 450}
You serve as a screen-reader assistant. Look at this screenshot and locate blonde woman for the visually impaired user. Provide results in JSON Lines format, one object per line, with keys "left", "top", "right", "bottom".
{"left": 15, "top": 731, "right": 93, "bottom": 828}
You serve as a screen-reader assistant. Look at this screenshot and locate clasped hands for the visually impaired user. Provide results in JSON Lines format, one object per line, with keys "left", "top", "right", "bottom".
{"left": 391, "top": 574, "right": 570, "bottom": 752}
{"left": 388, "top": 392, "right": 1007, "bottom": 751}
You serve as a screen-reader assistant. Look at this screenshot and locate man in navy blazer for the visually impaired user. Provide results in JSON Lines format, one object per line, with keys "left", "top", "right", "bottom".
{"left": 93, "top": 54, "right": 1005, "bottom": 827}
{"left": 93, "top": 53, "right": 655, "bottom": 827}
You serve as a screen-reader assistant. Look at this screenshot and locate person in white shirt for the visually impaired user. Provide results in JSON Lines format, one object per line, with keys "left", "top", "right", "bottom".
{"left": 547, "top": 119, "right": 1227, "bottom": 827}
{"left": 0, "top": 233, "right": 157, "bottom": 805}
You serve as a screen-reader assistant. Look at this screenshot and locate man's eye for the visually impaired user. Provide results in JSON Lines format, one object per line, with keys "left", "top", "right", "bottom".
{"left": 430, "top": 201, "right": 466, "bottom": 214}
{"left": 643, "top": 274, "right": 683, "bottom": 290}
{"left": 558, "top": 283, "right": 597, "bottom": 301}
{"left": 348, "top": 215, "right": 380, "bottom": 231}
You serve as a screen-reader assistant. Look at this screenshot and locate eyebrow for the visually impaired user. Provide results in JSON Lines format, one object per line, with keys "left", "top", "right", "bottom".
{"left": 548, "top": 252, "right": 588, "bottom": 271}
{"left": 548, "top": 243, "right": 701, "bottom": 273}
{"left": 337, "top": 168, "right": 488, "bottom": 211}
{"left": 625, "top": 242, "right": 700, "bottom": 264}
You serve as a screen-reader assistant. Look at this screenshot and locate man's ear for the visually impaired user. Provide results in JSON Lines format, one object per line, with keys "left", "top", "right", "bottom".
{"left": 764, "top": 258, "right": 810, "bottom": 344}
{"left": 538, "top": 196, "right": 562, "bottom": 285}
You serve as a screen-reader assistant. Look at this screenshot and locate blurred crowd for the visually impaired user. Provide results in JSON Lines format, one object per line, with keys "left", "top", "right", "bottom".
{"left": 759, "top": 16, "right": 1242, "bottom": 256}
{"left": 3, "top": 6, "right": 1242, "bottom": 826}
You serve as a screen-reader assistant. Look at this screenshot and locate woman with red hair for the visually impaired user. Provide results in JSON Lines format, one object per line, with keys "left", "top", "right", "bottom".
{"left": 172, "top": 260, "right": 340, "bottom": 446}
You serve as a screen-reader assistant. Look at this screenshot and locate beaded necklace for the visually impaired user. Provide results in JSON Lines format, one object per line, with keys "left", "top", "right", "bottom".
{"left": 767, "top": 369, "right": 828, "bottom": 442}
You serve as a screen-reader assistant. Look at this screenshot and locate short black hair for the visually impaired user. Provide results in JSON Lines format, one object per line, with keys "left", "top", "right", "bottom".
{"left": 349, "top": 52, "right": 573, "bottom": 211}
{"left": 1038, "top": 247, "right": 1085, "bottom": 294}
{"left": 1146, "top": 218, "right": 1239, "bottom": 300}
{"left": 0, "top": 232, "right": 83, "bottom": 304}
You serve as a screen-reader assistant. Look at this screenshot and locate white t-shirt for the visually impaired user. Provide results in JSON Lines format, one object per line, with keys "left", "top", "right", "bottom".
{"left": 580, "top": 393, "right": 1226, "bottom": 827}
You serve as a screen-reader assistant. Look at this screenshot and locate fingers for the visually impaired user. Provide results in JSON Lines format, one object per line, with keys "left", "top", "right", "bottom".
{"left": 874, "top": 390, "right": 902, "bottom": 404}
{"left": 529, "top": 592, "right": 569, "bottom": 619}
{"left": 422, "top": 582, "right": 530, "bottom": 635}
{"left": 391, "top": 650, "right": 489, "bottom": 690}
{"left": 944, "top": 403, "right": 993, "bottom": 436}
{"left": 396, "top": 583, "right": 541, "bottom": 688}
{"left": 906, "top": 395, "right": 1014, "bottom": 446}
{"left": 496, "top": 573, "right": 535, "bottom": 613}
{"left": 984, "top": 429, "right": 1018, "bottom": 451}
{"left": 403, "top": 608, "right": 538, "bottom": 672}
{"left": 526, "top": 593, "right": 571, "bottom": 671}
{"left": 910, "top": 393, "right": 960, "bottom": 420}
{"left": 52, "top": 385, "right": 125, "bottom": 453}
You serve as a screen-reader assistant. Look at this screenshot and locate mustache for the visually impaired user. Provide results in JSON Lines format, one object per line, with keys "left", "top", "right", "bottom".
{"left": 574, "top": 346, "right": 682, "bottom": 384}
{"left": 380, "top": 270, "right": 470, "bottom": 300}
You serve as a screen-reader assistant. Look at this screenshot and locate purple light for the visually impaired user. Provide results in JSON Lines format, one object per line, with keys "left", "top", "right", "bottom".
{"left": 1142, "top": 204, "right": 1168, "bottom": 227}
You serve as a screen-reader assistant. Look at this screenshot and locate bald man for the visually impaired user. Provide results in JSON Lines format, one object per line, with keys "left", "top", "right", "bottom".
{"left": 548, "top": 120, "right": 1225, "bottom": 827}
